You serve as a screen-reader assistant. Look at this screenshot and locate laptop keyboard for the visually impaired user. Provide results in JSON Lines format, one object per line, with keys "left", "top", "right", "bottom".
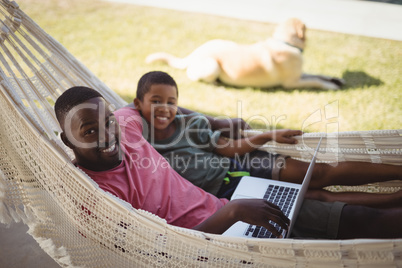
{"left": 244, "top": 185, "right": 299, "bottom": 238}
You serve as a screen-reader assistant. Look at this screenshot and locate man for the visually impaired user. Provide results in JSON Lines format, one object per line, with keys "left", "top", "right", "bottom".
{"left": 55, "top": 86, "right": 402, "bottom": 239}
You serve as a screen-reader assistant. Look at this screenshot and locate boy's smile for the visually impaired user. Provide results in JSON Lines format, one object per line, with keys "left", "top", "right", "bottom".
{"left": 135, "top": 84, "right": 178, "bottom": 140}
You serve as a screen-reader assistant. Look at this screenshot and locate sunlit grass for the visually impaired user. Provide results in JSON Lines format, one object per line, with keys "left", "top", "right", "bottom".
{"left": 18, "top": 0, "right": 402, "bottom": 132}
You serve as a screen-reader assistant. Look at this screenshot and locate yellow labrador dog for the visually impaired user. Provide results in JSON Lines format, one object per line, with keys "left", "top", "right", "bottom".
{"left": 146, "top": 18, "right": 344, "bottom": 90}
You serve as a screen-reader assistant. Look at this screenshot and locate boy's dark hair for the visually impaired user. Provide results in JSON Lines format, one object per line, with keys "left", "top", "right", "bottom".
{"left": 136, "top": 71, "right": 178, "bottom": 101}
{"left": 55, "top": 86, "right": 103, "bottom": 124}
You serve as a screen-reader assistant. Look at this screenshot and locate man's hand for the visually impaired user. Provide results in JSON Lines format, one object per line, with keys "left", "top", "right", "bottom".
{"left": 229, "top": 198, "right": 290, "bottom": 237}
{"left": 193, "top": 198, "right": 290, "bottom": 237}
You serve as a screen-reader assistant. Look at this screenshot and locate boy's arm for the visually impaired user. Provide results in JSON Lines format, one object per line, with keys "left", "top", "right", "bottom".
{"left": 177, "top": 106, "right": 250, "bottom": 139}
{"left": 214, "top": 129, "right": 302, "bottom": 157}
{"left": 192, "top": 199, "right": 290, "bottom": 236}
{"left": 209, "top": 117, "right": 251, "bottom": 140}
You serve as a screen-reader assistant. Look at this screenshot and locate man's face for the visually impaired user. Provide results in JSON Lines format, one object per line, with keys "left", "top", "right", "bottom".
{"left": 61, "top": 97, "right": 122, "bottom": 171}
{"left": 135, "top": 84, "right": 178, "bottom": 131}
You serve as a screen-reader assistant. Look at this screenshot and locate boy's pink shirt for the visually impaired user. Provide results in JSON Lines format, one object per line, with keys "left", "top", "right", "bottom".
{"left": 80, "top": 107, "right": 228, "bottom": 228}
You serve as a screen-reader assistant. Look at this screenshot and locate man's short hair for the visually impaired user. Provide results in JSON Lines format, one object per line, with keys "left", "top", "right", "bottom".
{"left": 136, "top": 71, "right": 178, "bottom": 101}
{"left": 55, "top": 86, "right": 103, "bottom": 124}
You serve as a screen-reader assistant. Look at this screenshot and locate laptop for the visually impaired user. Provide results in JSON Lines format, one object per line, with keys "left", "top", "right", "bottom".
{"left": 222, "top": 137, "right": 323, "bottom": 239}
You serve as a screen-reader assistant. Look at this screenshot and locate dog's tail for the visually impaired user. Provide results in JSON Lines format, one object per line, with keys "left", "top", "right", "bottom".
{"left": 145, "top": 52, "right": 188, "bottom": 69}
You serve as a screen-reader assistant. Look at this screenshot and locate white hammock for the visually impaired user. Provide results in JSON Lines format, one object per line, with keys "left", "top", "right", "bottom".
{"left": 0, "top": 0, "right": 401, "bottom": 267}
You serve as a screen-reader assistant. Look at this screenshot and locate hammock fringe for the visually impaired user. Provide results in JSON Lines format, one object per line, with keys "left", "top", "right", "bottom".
{"left": 27, "top": 224, "right": 78, "bottom": 268}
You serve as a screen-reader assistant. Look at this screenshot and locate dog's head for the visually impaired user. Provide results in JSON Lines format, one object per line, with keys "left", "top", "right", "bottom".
{"left": 272, "top": 18, "right": 306, "bottom": 51}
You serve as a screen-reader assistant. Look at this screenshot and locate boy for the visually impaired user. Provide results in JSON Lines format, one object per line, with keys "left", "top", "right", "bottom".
{"left": 55, "top": 86, "right": 402, "bottom": 239}
{"left": 134, "top": 71, "right": 402, "bottom": 207}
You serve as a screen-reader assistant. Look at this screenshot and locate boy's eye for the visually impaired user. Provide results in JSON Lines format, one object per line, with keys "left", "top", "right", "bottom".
{"left": 151, "top": 100, "right": 160, "bottom": 104}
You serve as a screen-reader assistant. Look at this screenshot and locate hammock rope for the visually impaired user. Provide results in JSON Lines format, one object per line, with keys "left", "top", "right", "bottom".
{"left": 0, "top": 0, "right": 401, "bottom": 267}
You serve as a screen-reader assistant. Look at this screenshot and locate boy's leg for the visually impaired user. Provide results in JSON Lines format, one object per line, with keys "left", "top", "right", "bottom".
{"left": 338, "top": 205, "right": 402, "bottom": 239}
{"left": 280, "top": 158, "right": 402, "bottom": 189}
{"left": 305, "top": 189, "right": 402, "bottom": 208}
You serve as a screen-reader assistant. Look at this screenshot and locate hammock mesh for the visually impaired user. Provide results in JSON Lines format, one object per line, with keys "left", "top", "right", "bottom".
{"left": 0, "top": 0, "right": 401, "bottom": 267}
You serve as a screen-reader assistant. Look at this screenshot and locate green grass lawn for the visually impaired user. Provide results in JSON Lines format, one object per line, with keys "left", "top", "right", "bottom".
{"left": 18, "top": 0, "right": 402, "bottom": 132}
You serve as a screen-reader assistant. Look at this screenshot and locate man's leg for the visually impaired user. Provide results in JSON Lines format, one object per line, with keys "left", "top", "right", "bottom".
{"left": 280, "top": 158, "right": 402, "bottom": 189}
{"left": 337, "top": 205, "right": 402, "bottom": 239}
{"left": 305, "top": 189, "right": 402, "bottom": 208}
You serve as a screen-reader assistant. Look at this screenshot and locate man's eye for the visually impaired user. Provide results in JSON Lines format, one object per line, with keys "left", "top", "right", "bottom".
{"left": 85, "top": 129, "right": 96, "bottom": 136}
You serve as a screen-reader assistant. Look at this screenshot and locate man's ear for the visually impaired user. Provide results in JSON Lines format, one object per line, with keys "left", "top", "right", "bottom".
{"left": 133, "top": 98, "right": 142, "bottom": 110}
{"left": 61, "top": 132, "right": 74, "bottom": 149}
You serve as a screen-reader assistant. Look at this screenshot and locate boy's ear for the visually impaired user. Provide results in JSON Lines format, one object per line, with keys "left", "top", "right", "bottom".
{"left": 133, "top": 98, "right": 142, "bottom": 110}
{"left": 60, "top": 132, "right": 75, "bottom": 149}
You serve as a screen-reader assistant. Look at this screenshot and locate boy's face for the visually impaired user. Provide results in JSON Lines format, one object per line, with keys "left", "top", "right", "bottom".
{"left": 135, "top": 84, "right": 178, "bottom": 131}
{"left": 61, "top": 97, "right": 122, "bottom": 171}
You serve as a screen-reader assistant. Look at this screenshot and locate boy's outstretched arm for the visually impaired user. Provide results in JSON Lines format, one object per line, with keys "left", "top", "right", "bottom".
{"left": 192, "top": 199, "right": 290, "bottom": 236}
{"left": 177, "top": 106, "right": 251, "bottom": 139}
{"left": 214, "top": 129, "right": 302, "bottom": 157}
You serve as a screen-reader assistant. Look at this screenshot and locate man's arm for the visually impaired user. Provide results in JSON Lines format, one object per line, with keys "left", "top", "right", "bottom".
{"left": 177, "top": 106, "right": 251, "bottom": 139}
{"left": 192, "top": 199, "right": 290, "bottom": 236}
{"left": 214, "top": 129, "right": 302, "bottom": 157}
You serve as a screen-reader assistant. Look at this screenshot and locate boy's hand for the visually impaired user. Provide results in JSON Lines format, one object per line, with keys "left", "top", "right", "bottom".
{"left": 230, "top": 198, "right": 290, "bottom": 237}
{"left": 272, "top": 129, "right": 302, "bottom": 144}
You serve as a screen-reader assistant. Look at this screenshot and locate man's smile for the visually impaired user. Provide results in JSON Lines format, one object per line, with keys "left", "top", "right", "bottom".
{"left": 99, "top": 139, "right": 119, "bottom": 154}
{"left": 101, "top": 143, "right": 116, "bottom": 153}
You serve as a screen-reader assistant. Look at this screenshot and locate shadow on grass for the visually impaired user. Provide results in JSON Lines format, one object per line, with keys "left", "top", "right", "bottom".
{"left": 213, "top": 80, "right": 322, "bottom": 94}
{"left": 341, "top": 70, "right": 383, "bottom": 89}
{"left": 363, "top": 0, "right": 402, "bottom": 5}
{"left": 213, "top": 70, "right": 383, "bottom": 92}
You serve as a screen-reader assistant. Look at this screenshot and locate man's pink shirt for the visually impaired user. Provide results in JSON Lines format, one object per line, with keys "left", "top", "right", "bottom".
{"left": 80, "top": 107, "right": 228, "bottom": 228}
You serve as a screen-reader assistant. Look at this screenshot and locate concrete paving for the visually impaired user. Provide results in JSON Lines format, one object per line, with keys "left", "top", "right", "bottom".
{"left": 107, "top": 0, "right": 402, "bottom": 41}
{"left": 1, "top": 1, "right": 400, "bottom": 268}
{"left": 0, "top": 222, "right": 59, "bottom": 268}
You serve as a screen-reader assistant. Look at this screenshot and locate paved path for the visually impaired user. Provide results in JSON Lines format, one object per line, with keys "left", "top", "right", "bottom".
{"left": 0, "top": 222, "right": 59, "bottom": 267}
{"left": 107, "top": 0, "right": 402, "bottom": 41}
